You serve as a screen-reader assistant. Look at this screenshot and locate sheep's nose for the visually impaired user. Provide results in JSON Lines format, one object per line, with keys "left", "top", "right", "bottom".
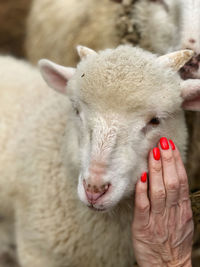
{"left": 182, "top": 39, "right": 200, "bottom": 56}
{"left": 83, "top": 180, "right": 110, "bottom": 204}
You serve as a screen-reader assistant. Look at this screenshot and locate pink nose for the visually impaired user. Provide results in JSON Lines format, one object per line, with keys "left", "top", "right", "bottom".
{"left": 83, "top": 181, "right": 110, "bottom": 204}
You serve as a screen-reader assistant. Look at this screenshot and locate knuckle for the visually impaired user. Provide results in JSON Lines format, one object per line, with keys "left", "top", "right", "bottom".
{"left": 137, "top": 203, "right": 150, "bottom": 214}
{"left": 166, "top": 180, "right": 179, "bottom": 191}
{"left": 136, "top": 186, "right": 146, "bottom": 195}
{"left": 162, "top": 153, "right": 174, "bottom": 164}
{"left": 174, "top": 151, "right": 180, "bottom": 162}
{"left": 151, "top": 163, "right": 162, "bottom": 174}
{"left": 152, "top": 189, "right": 166, "bottom": 200}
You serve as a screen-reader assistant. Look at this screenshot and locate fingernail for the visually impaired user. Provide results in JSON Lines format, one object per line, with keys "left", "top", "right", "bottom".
{"left": 153, "top": 147, "right": 160, "bottom": 160}
{"left": 160, "top": 137, "right": 169, "bottom": 150}
{"left": 169, "top": 139, "right": 175, "bottom": 150}
{"left": 141, "top": 172, "right": 147, "bottom": 183}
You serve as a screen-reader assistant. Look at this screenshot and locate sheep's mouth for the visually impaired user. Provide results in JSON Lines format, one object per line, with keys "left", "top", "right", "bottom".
{"left": 88, "top": 205, "right": 106, "bottom": 212}
{"left": 180, "top": 55, "right": 200, "bottom": 80}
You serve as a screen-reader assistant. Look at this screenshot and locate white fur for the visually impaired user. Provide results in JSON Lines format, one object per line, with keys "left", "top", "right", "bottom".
{"left": 0, "top": 46, "right": 200, "bottom": 266}
{"left": 179, "top": 0, "right": 200, "bottom": 53}
{"left": 25, "top": 0, "right": 121, "bottom": 66}
{"left": 134, "top": 0, "right": 200, "bottom": 55}
{"left": 132, "top": 0, "right": 179, "bottom": 54}
{"left": 25, "top": 0, "right": 200, "bottom": 66}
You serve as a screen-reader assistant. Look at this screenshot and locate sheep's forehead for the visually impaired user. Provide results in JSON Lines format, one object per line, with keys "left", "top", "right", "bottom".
{"left": 73, "top": 47, "right": 181, "bottom": 114}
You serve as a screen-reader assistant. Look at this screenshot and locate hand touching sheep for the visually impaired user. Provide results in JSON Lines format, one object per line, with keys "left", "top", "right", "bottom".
{"left": 132, "top": 138, "right": 194, "bottom": 267}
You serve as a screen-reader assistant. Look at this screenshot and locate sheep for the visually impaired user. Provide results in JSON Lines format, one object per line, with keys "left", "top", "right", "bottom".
{"left": 25, "top": 0, "right": 122, "bottom": 66}
{"left": 25, "top": 0, "right": 187, "bottom": 66}
{"left": 132, "top": 0, "right": 200, "bottom": 67}
{"left": 25, "top": 0, "right": 200, "bottom": 66}
{"left": 0, "top": 56, "right": 55, "bottom": 267}
{"left": 0, "top": 214, "right": 18, "bottom": 267}
{"left": 0, "top": 45, "right": 200, "bottom": 267}
{"left": 25, "top": 0, "right": 200, "bottom": 160}
{"left": 127, "top": 0, "right": 179, "bottom": 54}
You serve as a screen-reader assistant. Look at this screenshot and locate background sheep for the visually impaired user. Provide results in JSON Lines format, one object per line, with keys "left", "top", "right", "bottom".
{"left": 25, "top": 0, "right": 200, "bottom": 65}
{"left": 0, "top": 46, "right": 200, "bottom": 267}
{"left": 24, "top": 0, "right": 183, "bottom": 66}
{"left": 0, "top": 55, "right": 55, "bottom": 267}
{"left": 25, "top": 0, "right": 122, "bottom": 66}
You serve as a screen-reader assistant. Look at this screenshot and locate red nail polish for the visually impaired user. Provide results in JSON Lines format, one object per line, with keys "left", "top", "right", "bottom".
{"left": 141, "top": 172, "right": 147, "bottom": 183}
{"left": 153, "top": 147, "right": 160, "bottom": 160}
{"left": 160, "top": 137, "right": 169, "bottom": 150}
{"left": 169, "top": 139, "right": 175, "bottom": 150}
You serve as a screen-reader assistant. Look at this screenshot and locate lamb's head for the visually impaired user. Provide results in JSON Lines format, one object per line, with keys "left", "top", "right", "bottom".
{"left": 39, "top": 46, "right": 200, "bottom": 212}
{"left": 177, "top": 0, "right": 200, "bottom": 79}
{"left": 133, "top": 0, "right": 200, "bottom": 79}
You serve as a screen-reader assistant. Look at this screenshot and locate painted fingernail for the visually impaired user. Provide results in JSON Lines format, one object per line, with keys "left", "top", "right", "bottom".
{"left": 169, "top": 139, "right": 175, "bottom": 150}
{"left": 153, "top": 147, "right": 160, "bottom": 160}
{"left": 141, "top": 172, "right": 147, "bottom": 183}
{"left": 160, "top": 137, "right": 169, "bottom": 150}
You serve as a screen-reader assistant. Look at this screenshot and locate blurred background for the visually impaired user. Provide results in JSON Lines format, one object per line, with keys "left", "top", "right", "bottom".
{"left": 0, "top": 0, "right": 31, "bottom": 58}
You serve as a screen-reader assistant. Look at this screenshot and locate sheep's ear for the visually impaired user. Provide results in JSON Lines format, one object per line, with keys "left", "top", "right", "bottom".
{"left": 38, "top": 59, "right": 76, "bottom": 94}
{"left": 180, "top": 79, "right": 200, "bottom": 111}
{"left": 157, "top": 50, "right": 194, "bottom": 71}
{"left": 76, "top": 45, "right": 97, "bottom": 60}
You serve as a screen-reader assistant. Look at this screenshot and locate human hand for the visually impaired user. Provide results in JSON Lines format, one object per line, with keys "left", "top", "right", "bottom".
{"left": 132, "top": 137, "right": 194, "bottom": 267}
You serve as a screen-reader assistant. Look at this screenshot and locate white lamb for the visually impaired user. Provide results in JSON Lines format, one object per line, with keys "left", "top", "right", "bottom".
{"left": 0, "top": 45, "right": 200, "bottom": 267}
{"left": 25, "top": 0, "right": 200, "bottom": 191}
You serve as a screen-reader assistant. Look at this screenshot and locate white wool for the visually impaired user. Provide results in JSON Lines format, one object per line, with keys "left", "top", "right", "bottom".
{"left": 0, "top": 46, "right": 199, "bottom": 266}
{"left": 25, "top": 0, "right": 121, "bottom": 66}
{"left": 26, "top": 0, "right": 200, "bottom": 63}
{"left": 134, "top": 0, "right": 200, "bottom": 55}
{"left": 133, "top": 0, "right": 179, "bottom": 54}
{"left": 178, "top": 0, "right": 200, "bottom": 53}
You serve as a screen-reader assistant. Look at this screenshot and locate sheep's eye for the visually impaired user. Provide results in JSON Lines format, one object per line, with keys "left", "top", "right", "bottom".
{"left": 149, "top": 117, "right": 160, "bottom": 125}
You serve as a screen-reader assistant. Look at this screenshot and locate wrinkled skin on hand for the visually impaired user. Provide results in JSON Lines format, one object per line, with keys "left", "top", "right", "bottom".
{"left": 132, "top": 139, "right": 194, "bottom": 267}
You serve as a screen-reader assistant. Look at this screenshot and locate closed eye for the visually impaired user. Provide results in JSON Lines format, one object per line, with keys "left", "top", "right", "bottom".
{"left": 142, "top": 117, "right": 161, "bottom": 134}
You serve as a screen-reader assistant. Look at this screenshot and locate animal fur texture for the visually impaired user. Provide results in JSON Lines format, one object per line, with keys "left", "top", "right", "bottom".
{"left": 0, "top": 46, "right": 200, "bottom": 267}
{"left": 26, "top": 0, "right": 121, "bottom": 66}
{"left": 25, "top": 0, "right": 200, "bottom": 68}
{"left": 24, "top": 0, "right": 186, "bottom": 65}
{"left": 27, "top": 0, "right": 200, "bottom": 190}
